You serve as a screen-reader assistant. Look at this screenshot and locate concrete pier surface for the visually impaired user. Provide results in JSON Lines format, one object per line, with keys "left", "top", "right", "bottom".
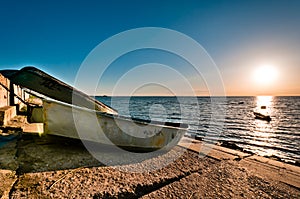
{"left": 0, "top": 124, "right": 300, "bottom": 198}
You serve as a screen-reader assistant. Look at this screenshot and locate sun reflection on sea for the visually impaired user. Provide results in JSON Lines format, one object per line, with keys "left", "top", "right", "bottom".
{"left": 255, "top": 96, "right": 274, "bottom": 117}
{"left": 256, "top": 96, "right": 273, "bottom": 109}
{"left": 251, "top": 96, "right": 278, "bottom": 157}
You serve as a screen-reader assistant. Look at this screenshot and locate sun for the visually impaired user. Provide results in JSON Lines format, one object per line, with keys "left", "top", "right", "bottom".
{"left": 253, "top": 64, "right": 278, "bottom": 85}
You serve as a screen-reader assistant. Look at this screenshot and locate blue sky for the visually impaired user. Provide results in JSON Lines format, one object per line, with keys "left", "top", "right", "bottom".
{"left": 1, "top": 0, "right": 300, "bottom": 96}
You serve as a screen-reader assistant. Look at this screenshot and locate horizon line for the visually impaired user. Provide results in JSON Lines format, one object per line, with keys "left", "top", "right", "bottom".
{"left": 91, "top": 94, "right": 300, "bottom": 97}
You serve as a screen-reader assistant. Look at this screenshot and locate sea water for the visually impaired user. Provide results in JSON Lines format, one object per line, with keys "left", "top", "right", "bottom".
{"left": 97, "top": 96, "right": 300, "bottom": 164}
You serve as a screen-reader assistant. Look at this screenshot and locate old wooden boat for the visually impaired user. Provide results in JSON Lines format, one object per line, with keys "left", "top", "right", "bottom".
{"left": 41, "top": 99, "right": 188, "bottom": 150}
{"left": 1, "top": 66, "right": 188, "bottom": 150}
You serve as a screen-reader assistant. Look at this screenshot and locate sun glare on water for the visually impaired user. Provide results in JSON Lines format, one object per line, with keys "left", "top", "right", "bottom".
{"left": 253, "top": 64, "right": 278, "bottom": 85}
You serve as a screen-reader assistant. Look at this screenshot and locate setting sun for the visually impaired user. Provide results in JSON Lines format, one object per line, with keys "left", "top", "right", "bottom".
{"left": 253, "top": 64, "right": 278, "bottom": 85}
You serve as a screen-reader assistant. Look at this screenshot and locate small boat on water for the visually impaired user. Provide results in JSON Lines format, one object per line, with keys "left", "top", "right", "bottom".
{"left": 253, "top": 111, "right": 271, "bottom": 121}
{"left": 0, "top": 66, "right": 188, "bottom": 150}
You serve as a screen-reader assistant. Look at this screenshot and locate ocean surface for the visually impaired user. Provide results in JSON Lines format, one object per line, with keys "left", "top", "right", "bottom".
{"left": 96, "top": 96, "right": 300, "bottom": 164}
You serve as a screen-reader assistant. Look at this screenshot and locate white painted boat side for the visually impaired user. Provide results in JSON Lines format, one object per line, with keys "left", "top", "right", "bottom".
{"left": 43, "top": 99, "right": 187, "bottom": 149}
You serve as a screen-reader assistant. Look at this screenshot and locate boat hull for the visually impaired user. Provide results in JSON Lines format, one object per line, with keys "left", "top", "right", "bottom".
{"left": 253, "top": 111, "right": 271, "bottom": 121}
{"left": 43, "top": 100, "right": 187, "bottom": 150}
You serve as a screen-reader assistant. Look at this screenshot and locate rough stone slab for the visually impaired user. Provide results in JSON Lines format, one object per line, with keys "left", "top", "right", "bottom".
{"left": 0, "top": 74, "right": 10, "bottom": 108}
{"left": 5, "top": 115, "right": 43, "bottom": 134}
{"left": 0, "top": 106, "right": 16, "bottom": 126}
{"left": 0, "top": 139, "right": 18, "bottom": 199}
{"left": 22, "top": 123, "right": 43, "bottom": 134}
{"left": 0, "top": 170, "right": 17, "bottom": 199}
{"left": 240, "top": 155, "right": 300, "bottom": 188}
{"left": 142, "top": 160, "right": 300, "bottom": 199}
{"left": 179, "top": 137, "right": 300, "bottom": 189}
{"left": 0, "top": 140, "right": 18, "bottom": 171}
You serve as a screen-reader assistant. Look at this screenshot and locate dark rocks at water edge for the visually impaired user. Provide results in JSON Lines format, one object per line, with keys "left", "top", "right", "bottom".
{"left": 220, "top": 141, "right": 244, "bottom": 151}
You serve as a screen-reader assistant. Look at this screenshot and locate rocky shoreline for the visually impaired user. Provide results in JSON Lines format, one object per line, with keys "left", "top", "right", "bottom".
{"left": 189, "top": 134, "right": 300, "bottom": 167}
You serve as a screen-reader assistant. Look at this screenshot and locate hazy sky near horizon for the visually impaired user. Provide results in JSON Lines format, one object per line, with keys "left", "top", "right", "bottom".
{"left": 0, "top": 0, "right": 299, "bottom": 96}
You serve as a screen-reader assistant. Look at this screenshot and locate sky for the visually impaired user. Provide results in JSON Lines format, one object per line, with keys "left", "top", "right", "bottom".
{"left": 0, "top": 0, "right": 299, "bottom": 96}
